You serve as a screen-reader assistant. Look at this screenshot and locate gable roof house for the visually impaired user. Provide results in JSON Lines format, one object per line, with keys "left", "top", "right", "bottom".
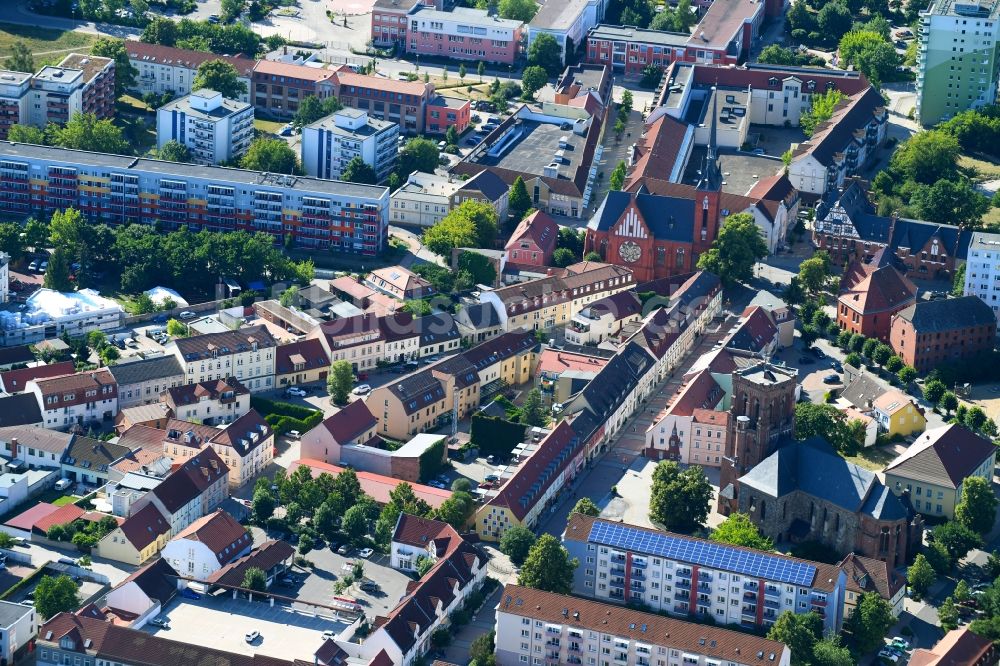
{"left": 300, "top": 399, "right": 380, "bottom": 466}
{"left": 838, "top": 552, "right": 907, "bottom": 618}
{"left": 61, "top": 437, "right": 130, "bottom": 487}
{"left": 161, "top": 377, "right": 251, "bottom": 427}
{"left": 102, "top": 558, "right": 180, "bottom": 627}
{"left": 0, "top": 424, "right": 70, "bottom": 470}
{"left": 130, "top": 446, "right": 229, "bottom": 537}
{"left": 160, "top": 509, "right": 252, "bottom": 581}
{"left": 26, "top": 369, "right": 118, "bottom": 432}
{"left": 95, "top": 494, "right": 170, "bottom": 565}
{"left": 836, "top": 263, "right": 917, "bottom": 342}
{"left": 274, "top": 338, "right": 330, "bottom": 388}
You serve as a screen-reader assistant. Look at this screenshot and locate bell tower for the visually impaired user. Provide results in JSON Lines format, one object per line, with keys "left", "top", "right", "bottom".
{"left": 694, "top": 87, "right": 724, "bottom": 258}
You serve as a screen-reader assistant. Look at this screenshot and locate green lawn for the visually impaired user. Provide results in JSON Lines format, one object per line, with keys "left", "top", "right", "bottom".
{"left": 960, "top": 153, "right": 1000, "bottom": 180}
{"left": 52, "top": 495, "right": 77, "bottom": 506}
{"left": 254, "top": 118, "right": 285, "bottom": 134}
{"left": 117, "top": 114, "right": 157, "bottom": 156}
{"left": 843, "top": 445, "right": 898, "bottom": 471}
{"left": 0, "top": 22, "right": 96, "bottom": 59}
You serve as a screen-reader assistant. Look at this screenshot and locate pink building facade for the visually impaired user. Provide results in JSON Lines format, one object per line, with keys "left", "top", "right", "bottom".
{"left": 406, "top": 6, "right": 524, "bottom": 65}
{"left": 425, "top": 95, "right": 471, "bottom": 134}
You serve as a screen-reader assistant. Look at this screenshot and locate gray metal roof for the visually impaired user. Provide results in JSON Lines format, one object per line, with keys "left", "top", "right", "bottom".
{"left": 0, "top": 600, "right": 34, "bottom": 627}
{"left": 109, "top": 355, "right": 184, "bottom": 387}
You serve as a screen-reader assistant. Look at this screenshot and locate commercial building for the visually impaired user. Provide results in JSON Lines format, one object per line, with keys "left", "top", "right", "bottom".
{"left": 883, "top": 424, "right": 997, "bottom": 520}
{"left": 27, "top": 54, "right": 115, "bottom": 128}
{"left": 425, "top": 94, "right": 471, "bottom": 134}
{"left": 126, "top": 42, "right": 255, "bottom": 104}
{"left": 0, "top": 287, "right": 124, "bottom": 348}
{"left": 301, "top": 108, "right": 399, "bottom": 181}
{"left": 334, "top": 71, "right": 435, "bottom": 134}
{"left": 586, "top": 24, "right": 689, "bottom": 74}
{"left": 563, "top": 513, "right": 847, "bottom": 633}
{"left": 915, "top": 0, "right": 1000, "bottom": 126}
{"left": 405, "top": 6, "right": 525, "bottom": 65}
{"left": 495, "top": 584, "right": 792, "bottom": 666}
{"left": 962, "top": 231, "right": 1000, "bottom": 320}
{"left": 390, "top": 171, "right": 463, "bottom": 227}
{"left": 156, "top": 89, "right": 254, "bottom": 166}
{"left": 0, "top": 142, "right": 391, "bottom": 255}
{"left": 528, "top": 0, "right": 609, "bottom": 65}
{"left": 0, "top": 71, "right": 32, "bottom": 140}
{"left": 889, "top": 296, "right": 997, "bottom": 372}
{"left": 168, "top": 326, "right": 277, "bottom": 392}
{"left": 371, "top": 0, "right": 437, "bottom": 48}
{"left": 27, "top": 369, "right": 118, "bottom": 432}
{"left": 251, "top": 59, "right": 338, "bottom": 119}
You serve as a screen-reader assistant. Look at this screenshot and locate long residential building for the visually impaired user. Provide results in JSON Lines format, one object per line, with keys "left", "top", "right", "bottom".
{"left": 963, "top": 231, "right": 1000, "bottom": 321}
{"left": 563, "top": 513, "right": 848, "bottom": 633}
{"left": 126, "top": 41, "right": 255, "bottom": 104}
{"left": 405, "top": 6, "right": 525, "bottom": 65}
{"left": 495, "top": 584, "right": 792, "bottom": 666}
{"left": 0, "top": 142, "right": 390, "bottom": 255}
{"left": 168, "top": 326, "right": 277, "bottom": 392}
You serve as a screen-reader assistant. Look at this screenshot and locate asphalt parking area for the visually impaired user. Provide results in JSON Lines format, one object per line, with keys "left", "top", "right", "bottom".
{"left": 294, "top": 546, "right": 413, "bottom": 617}
{"left": 148, "top": 594, "right": 349, "bottom": 661}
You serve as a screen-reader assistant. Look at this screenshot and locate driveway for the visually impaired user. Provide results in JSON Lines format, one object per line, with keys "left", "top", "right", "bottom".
{"left": 441, "top": 585, "right": 502, "bottom": 664}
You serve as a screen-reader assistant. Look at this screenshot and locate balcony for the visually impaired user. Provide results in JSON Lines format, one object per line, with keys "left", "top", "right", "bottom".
{"left": 697, "top": 583, "right": 711, "bottom": 593}
{"left": 744, "top": 581, "right": 759, "bottom": 591}
{"left": 631, "top": 570, "right": 646, "bottom": 581}
{"left": 764, "top": 599, "right": 780, "bottom": 610}
{"left": 676, "top": 569, "right": 692, "bottom": 579}
{"left": 610, "top": 566, "right": 625, "bottom": 576}
{"left": 743, "top": 591, "right": 758, "bottom": 601}
{"left": 676, "top": 580, "right": 691, "bottom": 590}
{"left": 764, "top": 587, "right": 781, "bottom": 599}
{"left": 674, "top": 592, "right": 690, "bottom": 602}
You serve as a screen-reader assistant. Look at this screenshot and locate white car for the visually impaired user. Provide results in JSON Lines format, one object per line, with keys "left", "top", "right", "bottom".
{"left": 286, "top": 387, "right": 307, "bottom": 397}
{"left": 358, "top": 548, "right": 374, "bottom": 559}
{"left": 352, "top": 384, "right": 372, "bottom": 396}
{"left": 322, "top": 630, "right": 336, "bottom": 641}
{"left": 40, "top": 261, "right": 48, "bottom": 272}
{"left": 245, "top": 631, "right": 261, "bottom": 643}
{"left": 179, "top": 311, "right": 196, "bottom": 319}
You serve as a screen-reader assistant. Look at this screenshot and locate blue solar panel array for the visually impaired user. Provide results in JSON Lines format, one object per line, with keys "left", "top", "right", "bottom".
{"left": 588, "top": 521, "right": 817, "bottom": 587}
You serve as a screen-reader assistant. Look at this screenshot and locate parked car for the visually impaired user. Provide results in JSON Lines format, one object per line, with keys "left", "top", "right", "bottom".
{"left": 179, "top": 311, "right": 196, "bottom": 319}
{"left": 286, "top": 387, "right": 307, "bottom": 397}
{"left": 358, "top": 547, "right": 374, "bottom": 559}
{"left": 322, "top": 630, "right": 336, "bottom": 640}
{"left": 360, "top": 581, "right": 379, "bottom": 593}
{"left": 337, "top": 544, "right": 351, "bottom": 556}
{"left": 28, "top": 260, "right": 38, "bottom": 272}
{"left": 352, "top": 384, "right": 372, "bottom": 396}
{"left": 810, "top": 347, "right": 827, "bottom": 359}
{"left": 149, "top": 618, "right": 169, "bottom": 629}
{"left": 180, "top": 588, "right": 201, "bottom": 600}
{"left": 40, "top": 261, "right": 48, "bottom": 272}
{"left": 245, "top": 631, "right": 260, "bottom": 643}
{"left": 878, "top": 649, "right": 899, "bottom": 663}
{"left": 822, "top": 374, "right": 840, "bottom": 385}
{"left": 890, "top": 639, "right": 910, "bottom": 651}
{"left": 831, "top": 360, "right": 843, "bottom": 372}
{"left": 485, "top": 474, "right": 499, "bottom": 483}
{"left": 797, "top": 356, "right": 815, "bottom": 365}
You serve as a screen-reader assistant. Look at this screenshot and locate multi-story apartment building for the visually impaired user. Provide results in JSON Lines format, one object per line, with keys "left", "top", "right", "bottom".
{"left": 0, "top": 142, "right": 390, "bottom": 255}
{"left": 915, "top": 0, "right": 1000, "bottom": 126}
{"left": 889, "top": 296, "right": 997, "bottom": 373}
{"left": 0, "top": 600, "right": 36, "bottom": 666}
{"left": 528, "top": 0, "right": 608, "bottom": 65}
{"left": 495, "top": 584, "right": 792, "bottom": 666}
{"left": 405, "top": 6, "right": 525, "bottom": 65}
{"left": 156, "top": 89, "right": 254, "bottom": 165}
{"left": 162, "top": 377, "right": 251, "bottom": 426}
{"left": 27, "top": 54, "right": 114, "bottom": 128}
{"left": 479, "top": 261, "right": 635, "bottom": 332}
{"left": 301, "top": 108, "right": 399, "bottom": 181}
{"left": 156, "top": 411, "right": 272, "bottom": 489}
{"left": 563, "top": 513, "right": 847, "bottom": 633}
{"left": 251, "top": 59, "right": 338, "bottom": 118}
{"left": 390, "top": 171, "right": 463, "bottom": 227}
{"left": 26, "top": 369, "right": 118, "bottom": 431}
{"left": 126, "top": 42, "right": 255, "bottom": 104}
{"left": 108, "top": 356, "right": 186, "bottom": 409}
{"left": 0, "top": 71, "right": 32, "bottom": 140}
{"left": 371, "top": 0, "right": 446, "bottom": 48}
{"left": 334, "top": 71, "right": 435, "bottom": 134}
{"left": 565, "top": 290, "right": 642, "bottom": 345}
{"left": 962, "top": 231, "right": 1000, "bottom": 320}
{"left": 130, "top": 446, "right": 229, "bottom": 536}
{"left": 168, "top": 326, "right": 277, "bottom": 392}
{"left": 309, "top": 313, "right": 386, "bottom": 373}
{"left": 585, "top": 24, "right": 689, "bottom": 74}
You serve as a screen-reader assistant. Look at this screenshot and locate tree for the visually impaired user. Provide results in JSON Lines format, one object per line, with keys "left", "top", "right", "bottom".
{"left": 445, "top": 125, "right": 459, "bottom": 148}
{"left": 923, "top": 379, "right": 947, "bottom": 405}
{"left": 649, "top": 461, "right": 712, "bottom": 533}
{"left": 710, "top": 512, "right": 774, "bottom": 550}
{"left": 986, "top": 550, "right": 1000, "bottom": 578}
{"left": 7, "top": 124, "right": 46, "bottom": 144}
{"left": 499, "top": 0, "right": 537, "bottom": 20}
{"left": 424, "top": 200, "right": 498, "bottom": 256}
{"left": 7, "top": 41, "right": 34, "bottom": 73}
{"left": 610, "top": 160, "right": 627, "bottom": 191}
{"left": 43, "top": 247, "right": 72, "bottom": 291}
{"left": 252, "top": 487, "right": 275, "bottom": 522}
{"left": 956, "top": 475, "right": 998, "bottom": 535}
{"left": 192, "top": 59, "right": 248, "bottom": 99}
{"left": 47, "top": 113, "right": 128, "bottom": 154}
{"left": 910, "top": 178, "right": 990, "bottom": 226}
{"left": 846, "top": 592, "right": 895, "bottom": 653}
{"left": 477, "top": 61, "right": 485, "bottom": 82}
{"left": 837, "top": 30, "right": 898, "bottom": 86}
{"left": 241, "top": 138, "right": 299, "bottom": 174}
{"left": 552, "top": 247, "right": 576, "bottom": 267}
{"left": 812, "top": 636, "right": 854, "bottom": 666}
{"left": 528, "top": 32, "right": 563, "bottom": 77}
{"left": 794, "top": 402, "right": 862, "bottom": 454}
{"left": 517, "top": 534, "right": 578, "bottom": 593}
{"left": 907, "top": 553, "right": 936, "bottom": 599}
{"left": 327, "top": 360, "right": 354, "bottom": 405}
{"left": 141, "top": 16, "right": 178, "bottom": 45}
{"left": 521, "top": 388, "right": 549, "bottom": 427}
{"left": 220, "top": 0, "right": 244, "bottom": 21}
{"left": 342, "top": 504, "right": 368, "bottom": 542}
{"left": 34, "top": 575, "right": 80, "bottom": 619}
{"left": 766, "top": 611, "right": 822, "bottom": 666}
{"left": 293, "top": 95, "right": 342, "bottom": 128}
{"left": 696, "top": 213, "right": 768, "bottom": 285}
{"left": 499, "top": 525, "right": 537, "bottom": 565}
{"left": 818, "top": 2, "right": 852, "bottom": 40}
{"left": 954, "top": 579, "right": 971, "bottom": 603}
{"left": 436, "top": 491, "right": 475, "bottom": 530}
{"left": 521, "top": 65, "right": 548, "bottom": 100}
{"left": 940, "top": 391, "right": 959, "bottom": 415}
{"left": 90, "top": 38, "right": 136, "bottom": 95}
{"left": 571, "top": 498, "right": 600, "bottom": 517}
{"left": 938, "top": 596, "right": 960, "bottom": 631}
{"left": 341, "top": 156, "right": 378, "bottom": 184}
{"left": 242, "top": 566, "right": 267, "bottom": 592}
{"left": 898, "top": 365, "right": 918, "bottom": 385}
{"left": 457, "top": 251, "right": 497, "bottom": 285}
{"left": 965, "top": 406, "right": 988, "bottom": 432}
{"left": 801, "top": 89, "right": 846, "bottom": 137}
{"left": 798, "top": 256, "right": 829, "bottom": 295}
{"left": 933, "top": 520, "right": 982, "bottom": 562}
{"left": 862, "top": 337, "right": 879, "bottom": 359}
{"left": 872, "top": 343, "right": 893, "bottom": 366}
{"left": 925, "top": 541, "right": 952, "bottom": 574}
{"left": 890, "top": 130, "right": 961, "bottom": 186}
{"left": 398, "top": 137, "right": 440, "bottom": 175}
{"left": 759, "top": 44, "right": 798, "bottom": 65}
{"left": 508, "top": 176, "right": 531, "bottom": 222}
{"left": 159, "top": 140, "right": 191, "bottom": 162}
{"left": 470, "top": 631, "right": 496, "bottom": 666}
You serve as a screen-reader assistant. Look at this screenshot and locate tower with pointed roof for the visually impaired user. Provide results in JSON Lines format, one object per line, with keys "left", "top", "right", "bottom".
{"left": 692, "top": 87, "right": 724, "bottom": 258}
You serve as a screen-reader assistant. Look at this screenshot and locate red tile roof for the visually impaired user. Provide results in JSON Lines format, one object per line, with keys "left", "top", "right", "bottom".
{"left": 624, "top": 114, "right": 690, "bottom": 189}
{"left": 117, "top": 503, "right": 169, "bottom": 551}
{"left": 689, "top": 62, "right": 870, "bottom": 96}
{"left": 334, "top": 70, "right": 432, "bottom": 96}
{"left": 0, "top": 361, "right": 75, "bottom": 393}
{"left": 33, "top": 503, "right": 85, "bottom": 534}
{"left": 252, "top": 59, "right": 337, "bottom": 83}
{"left": 126, "top": 41, "right": 255, "bottom": 77}
{"left": 838, "top": 264, "right": 916, "bottom": 315}
{"left": 535, "top": 349, "right": 609, "bottom": 376}
{"left": 172, "top": 509, "right": 251, "bottom": 565}
{"left": 315, "top": 400, "right": 377, "bottom": 445}
{"left": 30, "top": 369, "right": 116, "bottom": 408}
{"left": 275, "top": 338, "right": 329, "bottom": 375}
{"left": 151, "top": 447, "right": 229, "bottom": 514}
{"left": 206, "top": 539, "right": 295, "bottom": 587}
{"left": 908, "top": 628, "right": 995, "bottom": 666}
{"left": 4, "top": 502, "right": 60, "bottom": 531}
{"left": 391, "top": 514, "right": 459, "bottom": 551}
{"left": 838, "top": 552, "right": 906, "bottom": 603}
{"left": 505, "top": 210, "right": 558, "bottom": 257}
{"left": 291, "top": 459, "right": 452, "bottom": 508}
{"left": 164, "top": 377, "right": 248, "bottom": 408}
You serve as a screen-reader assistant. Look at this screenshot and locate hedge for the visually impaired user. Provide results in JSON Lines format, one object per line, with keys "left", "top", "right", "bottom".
{"left": 418, "top": 437, "right": 447, "bottom": 483}
{"left": 250, "top": 396, "right": 321, "bottom": 421}
{"left": 469, "top": 413, "right": 527, "bottom": 458}
{"left": 265, "top": 411, "right": 323, "bottom": 435}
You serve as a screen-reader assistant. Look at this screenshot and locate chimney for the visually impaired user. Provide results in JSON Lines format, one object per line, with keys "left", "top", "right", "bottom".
{"left": 9, "top": 437, "right": 18, "bottom": 459}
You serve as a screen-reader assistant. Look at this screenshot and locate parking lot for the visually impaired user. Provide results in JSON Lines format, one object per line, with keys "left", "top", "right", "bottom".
{"left": 290, "top": 546, "right": 413, "bottom": 618}
{"left": 148, "top": 594, "right": 350, "bottom": 660}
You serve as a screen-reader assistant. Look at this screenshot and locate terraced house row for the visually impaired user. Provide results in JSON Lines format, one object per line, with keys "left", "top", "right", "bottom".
{"left": 0, "top": 141, "right": 390, "bottom": 254}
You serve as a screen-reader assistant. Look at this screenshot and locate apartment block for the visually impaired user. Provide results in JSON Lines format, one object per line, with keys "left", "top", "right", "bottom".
{"left": 156, "top": 89, "right": 254, "bottom": 165}
{"left": 390, "top": 171, "right": 463, "bottom": 227}
{"left": 915, "top": 0, "right": 1000, "bottom": 126}
{"left": 126, "top": 42, "right": 255, "bottom": 104}
{"left": 963, "top": 231, "right": 1000, "bottom": 320}
{"left": 0, "top": 141, "right": 390, "bottom": 255}
{"left": 27, "top": 54, "right": 114, "bottom": 128}
{"left": 334, "top": 71, "right": 434, "bottom": 134}
{"left": 301, "top": 108, "right": 399, "bottom": 181}
{"left": 0, "top": 71, "right": 32, "bottom": 140}
{"left": 495, "top": 584, "right": 791, "bottom": 666}
{"left": 889, "top": 296, "right": 997, "bottom": 373}
{"left": 26, "top": 369, "right": 118, "bottom": 431}
{"left": 405, "top": 6, "right": 525, "bottom": 65}
{"left": 563, "top": 514, "right": 847, "bottom": 633}
{"left": 585, "top": 24, "right": 689, "bottom": 74}
{"left": 251, "top": 59, "right": 337, "bottom": 119}
{"left": 0, "top": 601, "right": 36, "bottom": 666}
{"left": 529, "top": 0, "right": 608, "bottom": 65}
{"left": 425, "top": 94, "right": 471, "bottom": 134}
{"left": 168, "top": 326, "right": 277, "bottom": 392}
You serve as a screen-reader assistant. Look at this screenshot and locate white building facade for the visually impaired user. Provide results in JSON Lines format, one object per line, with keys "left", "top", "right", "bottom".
{"left": 301, "top": 108, "right": 399, "bottom": 181}
{"left": 389, "top": 171, "right": 462, "bottom": 227}
{"left": 963, "top": 231, "right": 1000, "bottom": 322}
{"left": 156, "top": 89, "right": 254, "bottom": 166}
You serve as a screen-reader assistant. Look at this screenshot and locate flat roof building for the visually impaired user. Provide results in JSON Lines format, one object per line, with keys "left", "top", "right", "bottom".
{"left": 301, "top": 108, "right": 399, "bottom": 181}
{"left": 156, "top": 89, "right": 254, "bottom": 165}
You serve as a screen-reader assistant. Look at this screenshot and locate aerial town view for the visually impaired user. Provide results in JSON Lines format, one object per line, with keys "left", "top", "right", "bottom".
{"left": 0, "top": 0, "right": 998, "bottom": 661}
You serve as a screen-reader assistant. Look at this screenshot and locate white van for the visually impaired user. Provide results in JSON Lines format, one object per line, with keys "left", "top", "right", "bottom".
{"left": 54, "top": 478, "right": 72, "bottom": 491}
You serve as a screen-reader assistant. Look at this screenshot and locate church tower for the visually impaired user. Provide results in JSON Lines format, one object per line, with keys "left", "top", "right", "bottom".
{"left": 718, "top": 361, "right": 798, "bottom": 513}
{"left": 693, "top": 87, "right": 724, "bottom": 259}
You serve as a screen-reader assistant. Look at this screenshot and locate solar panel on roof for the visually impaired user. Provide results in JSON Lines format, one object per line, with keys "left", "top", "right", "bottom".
{"left": 587, "top": 522, "right": 816, "bottom": 587}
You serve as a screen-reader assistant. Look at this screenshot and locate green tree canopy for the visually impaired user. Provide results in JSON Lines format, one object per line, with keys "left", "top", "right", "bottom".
{"left": 192, "top": 59, "right": 249, "bottom": 99}
{"left": 327, "top": 359, "right": 354, "bottom": 405}
{"left": 341, "top": 156, "right": 378, "bottom": 184}
{"left": 293, "top": 95, "right": 343, "bottom": 128}
{"left": 423, "top": 200, "right": 498, "bottom": 256}
{"left": 398, "top": 138, "right": 440, "bottom": 175}
{"left": 696, "top": 213, "right": 767, "bottom": 285}
{"left": 242, "top": 566, "right": 267, "bottom": 592}
{"left": 159, "top": 140, "right": 192, "bottom": 163}
{"left": 710, "top": 512, "right": 774, "bottom": 550}
{"left": 241, "top": 137, "right": 300, "bottom": 174}
{"left": 7, "top": 124, "right": 45, "bottom": 144}
{"left": 508, "top": 176, "right": 532, "bottom": 221}
{"left": 766, "top": 611, "right": 822, "bottom": 666}
{"left": 456, "top": 250, "right": 497, "bottom": 285}
{"left": 798, "top": 256, "right": 830, "bottom": 294}
{"left": 517, "top": 534, "right": 578, "bottom": 593}
{"left": 907, "top": 553, "right": 936, "bottom": 599}
{"left": 817, "top": 2, "right": 852, "bottom": 40}
{"left": 890, "top": 130, "right": 961, "bottom": 185}
{"left": 47, "top": 112, "right": 128, "bottom": 154}
{"left": 571, "top": 498, "right": 601, "bottom": 517}
{"left": 499, "top": 525, "right": 537, "bottom": 565}
{"left": 527, "top": 32, "right": 563, "bottom": 77}
{"left": 794, "top": 402, "right": 864, "bottom": 454}
{"left": 801, "top": 89, "right": 846, "bottom": 136}
{"left": 837, "top": 30, "right": 899, "bottom": 86}
{"left": 498, "top": 0, "right": 538, "bottom": 20}
{"left": 6, "top": 41, "right": 34, "bottom": 73}
{"left": 90, "top": 38, "right": 136, "bottom": 94}
{"left": 811, "top": 636, "right": 854, "bottom": 666}
{"left": 34, "top": 574, "right": 80, "bottom": 619}
{"left": 910, "top": 178, "right": 990, "bottom": 226}
{"left": 521, "top": 388, "right": 549, "bottom": 427}
{"left": 43, "top": 247, "right": 72, "bottom": 292}
{"left": 956, "top": 475, "right": 998, "bottom": 535}
{"left": 649, "top": 461, "right": 712, "bottom": 533}
{"left": 932, "top": 520, "right": 982, "bottom": 563}
{"left": 845, "top": 592, "right": 895, "bottom": 653}
{"left": 521, "top": 65, "right": 548, "bottom": 99}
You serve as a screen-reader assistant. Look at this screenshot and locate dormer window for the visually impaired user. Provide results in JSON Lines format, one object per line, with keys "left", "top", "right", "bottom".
{"left": 768, "top": 77, "right": 778, "bottom": 86}
{"left": 60, "top": 637, "right": 75, "bottom": 650}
